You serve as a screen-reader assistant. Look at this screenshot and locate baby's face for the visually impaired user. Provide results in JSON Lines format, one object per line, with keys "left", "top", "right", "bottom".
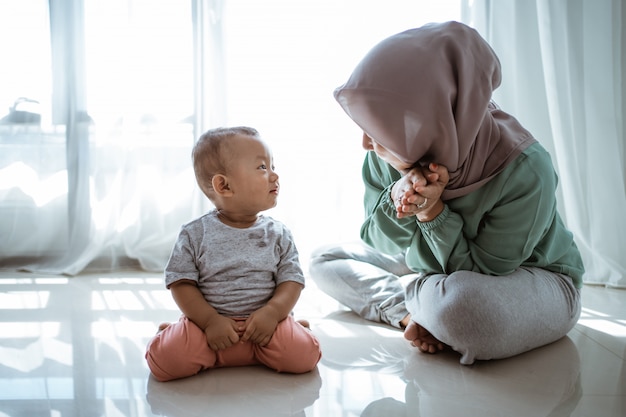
{"left": 226, "top": 135, "right": 280, "bottom": 212}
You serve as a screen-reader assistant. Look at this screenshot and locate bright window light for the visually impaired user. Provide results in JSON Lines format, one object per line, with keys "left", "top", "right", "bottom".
{"left": 0, "top": 290, "right": 50, "bottom": 309}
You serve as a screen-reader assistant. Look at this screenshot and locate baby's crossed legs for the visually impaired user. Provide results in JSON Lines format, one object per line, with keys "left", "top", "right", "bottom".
{"left": 145, "top": 315, "right": 321, "bottom": 381}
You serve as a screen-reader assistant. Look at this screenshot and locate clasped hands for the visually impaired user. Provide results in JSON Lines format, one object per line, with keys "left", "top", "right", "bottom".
{"left": 391, "top": 163, "right": 449, "bottom": 222}
{"left": 202, "top": 305, "right": 280, "bottom": 351}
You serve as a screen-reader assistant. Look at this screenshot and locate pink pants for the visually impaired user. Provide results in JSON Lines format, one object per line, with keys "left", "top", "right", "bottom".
{"left": 145, "top": 315, "right": 322, "bottom": 382}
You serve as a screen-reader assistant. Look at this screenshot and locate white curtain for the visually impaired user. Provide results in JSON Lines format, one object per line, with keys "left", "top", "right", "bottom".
{"left": 7, "top": 1, "right": 620, "bottom": 287}
{"left": 0, "top": 0, "right": 462, "bottom": 276}
{"left": 0, "top": 0, "right": 205, "bottom": 275}
{"left": 462, "top": 0, "right": 626, "bottom": 287}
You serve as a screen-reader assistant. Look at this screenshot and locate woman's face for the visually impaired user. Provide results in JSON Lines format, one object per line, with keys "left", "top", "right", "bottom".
{"left": 361, "top": 132, "right": 411, "bottom": 172}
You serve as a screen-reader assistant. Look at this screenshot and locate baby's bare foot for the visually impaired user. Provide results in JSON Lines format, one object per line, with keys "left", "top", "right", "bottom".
{"left": 403, "top": 321, "right": 445, "bottom": 354}
{"left": 297, "top": 319, "right": 310, "bottom": 329}
{"left": 157, "top": 322, "right": 171, "bottom": 333}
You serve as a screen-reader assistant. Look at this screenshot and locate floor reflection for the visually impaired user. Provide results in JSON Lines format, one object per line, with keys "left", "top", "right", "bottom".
{"left": 146, "top": 366, "right": 322, "bottom": 417}
{"left": 315, "top": 311, "right": 582, "bottom": 417}
{"left": 0, "top": 273, "right": 624, "bottom": 417}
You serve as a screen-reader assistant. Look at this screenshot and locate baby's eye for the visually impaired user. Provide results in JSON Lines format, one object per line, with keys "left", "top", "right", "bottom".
{"left": 259, "top": 164, "right": 267, "bottom": 170}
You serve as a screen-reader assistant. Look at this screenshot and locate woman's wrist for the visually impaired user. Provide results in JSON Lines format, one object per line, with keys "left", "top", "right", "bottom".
{"left": 416, "top": 199, "right": 445, "bottom": 222}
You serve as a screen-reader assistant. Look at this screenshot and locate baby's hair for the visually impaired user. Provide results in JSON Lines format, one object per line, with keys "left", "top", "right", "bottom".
{"left": 192, "top": 126, "right": 260, "bottom": 199}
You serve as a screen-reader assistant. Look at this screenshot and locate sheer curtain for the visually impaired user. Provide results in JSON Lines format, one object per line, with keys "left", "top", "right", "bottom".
{"left": 1, "top": 0, "right": 203, "bottom": 275}
{"left": 3, "top": 1, "right": 623, "bottom": 287}
{"left": 462, "top": 0, "right": 626, "bottom": 287}
{"left": 0, "top": 0, "right": 462, "bottom": 276}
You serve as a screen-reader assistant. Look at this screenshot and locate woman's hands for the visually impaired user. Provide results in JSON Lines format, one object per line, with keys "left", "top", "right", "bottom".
{"left": 391, "top": 163, "right": 449, "bottom": 222}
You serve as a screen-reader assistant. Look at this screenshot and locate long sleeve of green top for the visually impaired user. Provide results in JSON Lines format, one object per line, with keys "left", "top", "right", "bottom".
{"left": 360, "top": 142, "right": 584, "bottom": 289}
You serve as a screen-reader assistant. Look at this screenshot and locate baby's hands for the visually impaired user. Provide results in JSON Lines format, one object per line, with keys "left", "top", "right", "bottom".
{"left": 391, "top": 171, "right": 423, "bottom": 218}
{"left": 203, "top": 314, "right": 241, "bottom": 351}
{"left": 241, "top": 306, "right": 279, "bottom": 346}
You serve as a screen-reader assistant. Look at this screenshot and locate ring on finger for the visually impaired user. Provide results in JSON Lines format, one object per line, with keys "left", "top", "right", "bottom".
{"left": 416, "top": 197, "right": 428, "bottom": 209}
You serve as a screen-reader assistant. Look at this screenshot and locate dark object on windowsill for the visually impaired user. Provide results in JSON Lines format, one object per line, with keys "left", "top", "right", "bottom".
{"left": 0, "top": 97, "right": 41, "bottom": 125}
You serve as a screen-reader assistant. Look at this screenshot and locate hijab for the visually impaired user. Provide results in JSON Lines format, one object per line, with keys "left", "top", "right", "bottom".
{"left": 334, "top": 21, "right": 536, "bottom": 200}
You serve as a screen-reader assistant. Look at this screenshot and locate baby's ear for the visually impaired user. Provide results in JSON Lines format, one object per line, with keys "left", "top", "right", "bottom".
{"left": 212, "top": 174, "right": 232, "bottom": 196}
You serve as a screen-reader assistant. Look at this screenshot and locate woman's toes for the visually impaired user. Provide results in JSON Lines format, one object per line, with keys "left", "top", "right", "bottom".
{"left": 403, "top": 321, "right": 419, "bottom": 341}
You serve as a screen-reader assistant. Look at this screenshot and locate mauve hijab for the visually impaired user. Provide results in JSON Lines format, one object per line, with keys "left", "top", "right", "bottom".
{"left": 334, "top": 21, "right": 536, "bottom": 200}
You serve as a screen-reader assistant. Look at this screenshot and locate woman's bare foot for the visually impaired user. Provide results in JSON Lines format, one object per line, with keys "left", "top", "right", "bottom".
{"left": 403, "top": 321, "right": 445, "bottom": 354}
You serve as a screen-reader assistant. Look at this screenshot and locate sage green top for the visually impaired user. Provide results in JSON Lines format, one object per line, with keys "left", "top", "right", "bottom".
{"left": 361, "top": 142, "right": 584, "bottom": 288}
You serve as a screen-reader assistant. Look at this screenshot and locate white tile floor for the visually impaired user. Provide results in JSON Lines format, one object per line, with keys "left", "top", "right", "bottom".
{"left": 0, "top": 270, "right": 624, "bottom": 417}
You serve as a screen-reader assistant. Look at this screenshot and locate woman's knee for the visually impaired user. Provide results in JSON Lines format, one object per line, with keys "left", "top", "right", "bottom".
{"left": 308, "top": 244, "right": 356, "bottom": 290}
{"left": 310, "top": 243, "right": 346, "bottom": 263}
{"left": 410, "top": 273, "right": 507, "bottom": 347}
{"left": 411, "top": 270, "right": 576, "bottom": 363}
{"left": 309, "top": 244, "right": 339, "bottom": 279}
{"left": 310, "top": 242, "right": 378, "bottom": 267}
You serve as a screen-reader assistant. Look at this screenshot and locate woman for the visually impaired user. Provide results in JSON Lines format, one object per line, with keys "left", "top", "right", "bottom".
{"left": 310, "top": 21, "right": 584, "bottom": 364}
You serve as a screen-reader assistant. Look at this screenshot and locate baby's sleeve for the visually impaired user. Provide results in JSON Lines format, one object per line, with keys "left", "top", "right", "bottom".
{"left": 164, "top": 227, "right": 200, "bottom": 288}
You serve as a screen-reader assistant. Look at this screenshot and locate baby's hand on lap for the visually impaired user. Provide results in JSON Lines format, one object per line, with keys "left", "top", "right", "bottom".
{"left": 203, "top": 315, "right": 240, "bottom": 351}
{"left": 241, "top": 307, "right": 279, "bottom": 346}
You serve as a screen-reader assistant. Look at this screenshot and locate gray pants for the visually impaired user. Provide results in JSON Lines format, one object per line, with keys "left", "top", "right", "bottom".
{"left": 309, "top": 242, "right": 581, "bottom": 365}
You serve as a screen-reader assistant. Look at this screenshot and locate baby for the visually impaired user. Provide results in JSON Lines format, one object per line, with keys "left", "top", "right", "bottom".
{"left": 145, "top": 126, "right": 321, "bottom": 381}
